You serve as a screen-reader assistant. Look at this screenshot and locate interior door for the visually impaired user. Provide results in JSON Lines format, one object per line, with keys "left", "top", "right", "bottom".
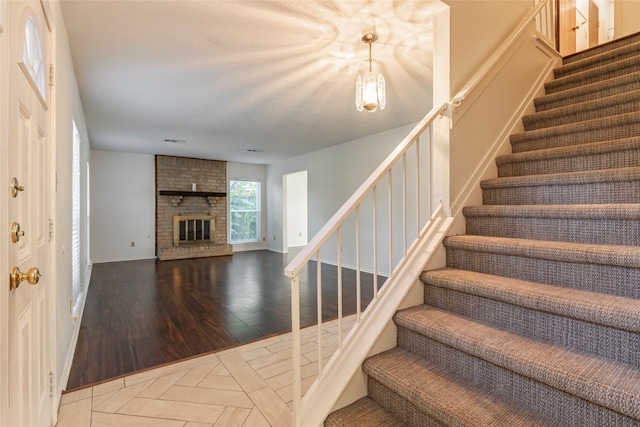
{"left": 8, "top": 1, "right": 51, "bottom": 426}
{"left": 589, "top": 0, "right": 600, "bottom": 48}
{"left": 559, "top": 0, "right": 577, "bottom": 55}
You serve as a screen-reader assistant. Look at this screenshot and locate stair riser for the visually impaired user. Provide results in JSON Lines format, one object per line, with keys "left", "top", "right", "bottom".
{"left": 498, "top": 148, "right": 640, "bottom": 177}
{"left": 523, "top": 96, "right": 640, "bottom": 131}
{"left": 368, "top": 379, "right": 444, "bottom": 427}
{"left": 545, "top": 61, "right": 640, "bottom": 94}
{"left": 396, "top": 328, "right": 639, "bottom": 427}
{"left": 554, "top": 47, "right": 640, "bottom": 79}
{"left": 482, "top": 180, "right": 640, "bottom": 205}
{"left": 422, "top": 284, "right": 640, "bottom": 367}
{"left": 465, "top": 216, "right": 640, "bottom": 246}
{"left": 445, "top": 248, "right": 640, "bottom": 299}
{"left": 510, "top": 121, "right": 640, "bottom": 153}
{"left": 535, "top": 75, "right": 640, "bottom": 112}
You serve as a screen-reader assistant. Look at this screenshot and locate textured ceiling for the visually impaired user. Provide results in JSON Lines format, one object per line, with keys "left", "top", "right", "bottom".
{"left": 60, "top": 0, "right": 441, "bottom": 164}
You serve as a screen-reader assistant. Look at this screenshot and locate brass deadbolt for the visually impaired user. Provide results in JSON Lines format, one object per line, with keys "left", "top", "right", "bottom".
{"left": 11, "top": 222, "right": 25, "bottom": 243}
{"left": 11, "top": 177, "right": 24, "bottom": 198}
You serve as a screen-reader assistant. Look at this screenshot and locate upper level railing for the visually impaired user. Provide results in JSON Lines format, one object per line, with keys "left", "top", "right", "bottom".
{"left": 286, "top": 1, "right": 555, "bottom": 426}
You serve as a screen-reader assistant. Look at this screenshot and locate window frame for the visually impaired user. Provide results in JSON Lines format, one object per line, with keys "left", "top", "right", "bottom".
{"left": 229, "top": 179, "right": 261, "bottom": 244}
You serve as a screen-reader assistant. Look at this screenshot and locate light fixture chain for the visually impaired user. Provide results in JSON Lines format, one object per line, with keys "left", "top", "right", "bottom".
{"left": 368, "top": 41, "right": 372, "bottom": 73}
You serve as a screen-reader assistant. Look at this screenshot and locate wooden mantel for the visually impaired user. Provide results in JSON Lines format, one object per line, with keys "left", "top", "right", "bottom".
{"left": 159, "top": 190, "right": 226, "bottom": 207}
{"left": 159, "top": 190, "right": 226, "bottom": 197}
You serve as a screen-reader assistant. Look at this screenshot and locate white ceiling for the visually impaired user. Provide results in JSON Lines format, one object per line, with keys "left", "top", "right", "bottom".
{"left": 60, "top": 0, "right": 441, "bottom": 164}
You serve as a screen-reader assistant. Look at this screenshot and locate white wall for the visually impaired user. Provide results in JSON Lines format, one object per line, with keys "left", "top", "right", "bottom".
{"left": 90, "top": 151, "right": 155, "bottom": 262}
{"left": 227, "top": 162, "right": 268, "bottom": 252}
{"left": 50, "top": 0, "right": 92, "bottom": 405}
{"left": 266, "top": 122, "right": 417, "bottom": 268}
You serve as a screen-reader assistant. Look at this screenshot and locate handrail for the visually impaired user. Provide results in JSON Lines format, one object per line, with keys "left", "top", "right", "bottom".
{"left": 452, "top": 0, "right": 553, "bottom": 105}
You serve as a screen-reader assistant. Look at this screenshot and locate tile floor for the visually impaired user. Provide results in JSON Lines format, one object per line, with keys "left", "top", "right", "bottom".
{"left": 56, "top": 316, "right": 356, "bottom": 427}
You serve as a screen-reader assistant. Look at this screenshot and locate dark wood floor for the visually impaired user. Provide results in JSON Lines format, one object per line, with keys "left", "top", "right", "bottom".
{"left": 66, "top": 250, "right": 385, "bottom": 390}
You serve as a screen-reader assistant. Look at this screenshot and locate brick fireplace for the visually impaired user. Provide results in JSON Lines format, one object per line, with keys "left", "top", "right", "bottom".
{"left": 155, "top": 155, "right": 233, "bottom": 261}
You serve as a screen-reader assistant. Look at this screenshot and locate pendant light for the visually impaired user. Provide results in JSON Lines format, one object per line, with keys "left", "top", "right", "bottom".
{"left": 355, "top": 33, "right": 386, "bottom": 112}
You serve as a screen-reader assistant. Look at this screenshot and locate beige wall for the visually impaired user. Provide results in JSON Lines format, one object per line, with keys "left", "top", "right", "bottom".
{"left": 614, "top": 0, "right": 640, "bottom": 38}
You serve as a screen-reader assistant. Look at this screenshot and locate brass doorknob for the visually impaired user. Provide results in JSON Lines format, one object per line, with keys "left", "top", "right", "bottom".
{"left": 10, "top": 177, "right": 24, "bottom": 198}
{"left": 11, "top": 222, "right": 25, "bottom": 243}
{"left": 10, "top": 266, "right": 41, "bottom": 290}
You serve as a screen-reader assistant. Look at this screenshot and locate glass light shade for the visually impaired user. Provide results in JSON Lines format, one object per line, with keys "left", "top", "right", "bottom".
{"left": 355, "top": 71, "right": 385, "bottom": 112}
{"left": 355, "top": 75, "right": 363, "bottom": 111}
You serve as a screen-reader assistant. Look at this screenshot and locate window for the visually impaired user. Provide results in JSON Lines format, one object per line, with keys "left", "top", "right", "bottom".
{"left": 22, "top": 15, "right": 46, "bottom": 101}
{"left": 71, "top": 121, "right": 82, "bottom": 317}
{"left": 230, "top": 180, "right": 260, "bottom": 243}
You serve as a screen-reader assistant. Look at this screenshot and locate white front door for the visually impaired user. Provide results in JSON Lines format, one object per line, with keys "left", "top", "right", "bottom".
{"left": 7, "top": 1, "right": 52, "bottom": 426}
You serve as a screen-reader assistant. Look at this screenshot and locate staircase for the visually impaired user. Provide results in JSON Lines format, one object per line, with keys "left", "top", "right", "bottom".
{"left": 325, "top": 34, "right": 640, "bottom": 427}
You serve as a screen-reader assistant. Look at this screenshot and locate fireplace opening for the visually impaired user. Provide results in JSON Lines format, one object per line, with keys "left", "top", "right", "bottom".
{"left": 173, "top": 215, "right": 215, "bottom": 245}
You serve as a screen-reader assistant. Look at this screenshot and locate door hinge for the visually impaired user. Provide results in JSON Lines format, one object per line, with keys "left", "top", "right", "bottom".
{"left": 49, "top": 219, "right": 54, "bottom": 241}
{"left": 49, "top": 64, "right": 54, "bottom": 87}
{"left": 49, "top": 372, "right": 55, "bottom": 396}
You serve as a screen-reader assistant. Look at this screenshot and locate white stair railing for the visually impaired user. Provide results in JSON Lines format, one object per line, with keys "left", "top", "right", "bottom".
{"left": 286, "top": 2, "right": 554, "bottom": 426}
{"left": 285, "top": 103, "right": 452, "bottom": 427}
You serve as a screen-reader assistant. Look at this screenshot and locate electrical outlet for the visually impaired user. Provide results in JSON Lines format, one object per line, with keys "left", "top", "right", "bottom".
{"left": 131, "top": 241, "right": 135, "bottom": 247}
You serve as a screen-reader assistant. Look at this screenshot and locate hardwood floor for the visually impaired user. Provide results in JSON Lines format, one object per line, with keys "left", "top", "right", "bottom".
{"left": 66, "top": 250, "right": 384, "bottom": 391}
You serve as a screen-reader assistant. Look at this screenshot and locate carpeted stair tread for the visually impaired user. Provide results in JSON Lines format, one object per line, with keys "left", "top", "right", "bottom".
{"left": 509, "top": 111, "right": 640, "bottom": 153}
{"left": 463, "top": 203, "right": 640, "bottom": 221}
{"left": 363, "top": 347, "right": 559, "bottom": 427}
{"left": 544, "top": 55, "right": 640, "bottom": 94}
{"left": 562, "top": 32, "right": 640, "bottom": 64}
{"left": 324, "top": 396, "right": 408, "bottom": 427}
{"left": 535, "top": 70, "right": 640, "bottom": 112}
{"left": 481, "top": 165, "right": 640, "bottom": 189}
{"left": 420, "top": 268, "right": 640, "bottom": 333}
{"left": 553, "top": 41, "right": 640, "bottom": 79}
{"left": 496, "top": 136, "right": 640, "bottom": 177}
{"left": 443, "top": 235, "right": 640, "bottom": 269}
{"left": 522, "top": 89, "right": 640, "bottom": 131}
{"left": 393, "top": 305, "right": 640, "bottom": 421}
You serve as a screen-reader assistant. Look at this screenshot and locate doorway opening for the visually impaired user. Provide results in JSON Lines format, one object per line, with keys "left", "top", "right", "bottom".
{"left": 283, "top": 170, "right": 308, "bottom": 253}
{"left": 558, "top": 0, "right": 614, "bottom": 56}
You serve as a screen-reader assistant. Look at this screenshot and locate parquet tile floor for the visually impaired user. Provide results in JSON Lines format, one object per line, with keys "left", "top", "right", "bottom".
{"left": 56, "top": 316, "right": 356, "bottom": 427}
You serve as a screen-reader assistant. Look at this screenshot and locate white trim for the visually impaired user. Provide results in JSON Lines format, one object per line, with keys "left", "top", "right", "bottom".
{"left": 57, "top": 264, "right": 90, "bottom": 395}
{"left": 92, "top": 256, "right": 157, "bottom": 264}
{"left": 0, "top": 0, "right": 10, "bottom": 424}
